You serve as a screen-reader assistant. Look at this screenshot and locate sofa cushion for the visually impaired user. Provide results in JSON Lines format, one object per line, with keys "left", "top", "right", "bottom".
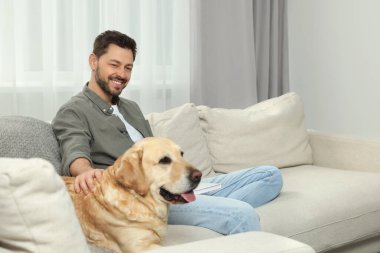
{"left": 0, "top": 158, "right": 90, "bottom": 253}
{"left": 163, "top": 225, "right": 221, "bottom": 246}
{"left": 0, "top": 116, "right": 61, "bottom": 174}
{"left": 145, "top": 103, "right": 214, "bottom": 176}
{"left": 256, "top": 165, "right": 380, "bottom": 252}
{"left": 153, "top": 231, "right": 315, "bottom": 253}
{"left": 198, "top": 92, "right": 313, "bottom": 173}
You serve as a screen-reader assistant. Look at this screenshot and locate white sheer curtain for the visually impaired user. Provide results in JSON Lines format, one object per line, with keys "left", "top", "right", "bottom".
{"left": 0, "top": 0, "right": 190, "bottom": 121}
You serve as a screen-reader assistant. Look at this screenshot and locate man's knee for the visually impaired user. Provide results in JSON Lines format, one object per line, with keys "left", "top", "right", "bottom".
{"left": 270, "top": 166, "right": 283, "bottom": 196}
{"left": 258, "top": 165, "right": 283, "bottom": 194}
{"left": 227, "top": 201, "right": 261, "bottom": 234}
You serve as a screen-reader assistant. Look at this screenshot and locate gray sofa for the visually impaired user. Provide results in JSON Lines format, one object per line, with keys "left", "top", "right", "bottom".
{"left": 1, "top": 92, "right": 380, "bottom": 253}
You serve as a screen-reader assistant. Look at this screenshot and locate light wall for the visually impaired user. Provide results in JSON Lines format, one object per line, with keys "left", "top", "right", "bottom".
{"left": 288, "top": 0, "right": 380, "bottom": 139}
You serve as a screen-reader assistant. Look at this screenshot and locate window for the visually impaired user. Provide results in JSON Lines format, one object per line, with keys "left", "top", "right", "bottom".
{"left": 0, "top": 0, "right": 190, "bottom": 121}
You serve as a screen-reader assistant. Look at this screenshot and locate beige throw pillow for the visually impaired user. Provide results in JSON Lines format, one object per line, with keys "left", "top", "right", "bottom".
{"left": 0, "top": 158, "right": 90, "bottom": 253}
{"left": 145, "top": 103, "right": 214, "bottom": 177}
{"left": 198, "top": 92, "right": 313, "bottom": 173}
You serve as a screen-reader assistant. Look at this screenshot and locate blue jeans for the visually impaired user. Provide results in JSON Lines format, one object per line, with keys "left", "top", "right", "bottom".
{"left": 168, "top": 166, "right": 283, "bottom": 235}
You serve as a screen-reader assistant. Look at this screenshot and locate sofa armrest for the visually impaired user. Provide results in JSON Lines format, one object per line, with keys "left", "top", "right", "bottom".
{"left": 148, "top": 231, "right": 315, "bottom": 253}
{"left": 308, "top": 129, "right": 380, "bottom": 172}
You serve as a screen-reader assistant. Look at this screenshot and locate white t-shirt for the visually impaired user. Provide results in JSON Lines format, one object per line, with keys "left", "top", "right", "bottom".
{"left": 111, "top": 105, "right": 144, "bottom": 143}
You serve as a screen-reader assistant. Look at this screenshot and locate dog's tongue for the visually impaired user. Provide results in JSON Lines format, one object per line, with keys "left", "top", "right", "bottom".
{"left": 181, "top": 191, "right": 196, "bottom": 202}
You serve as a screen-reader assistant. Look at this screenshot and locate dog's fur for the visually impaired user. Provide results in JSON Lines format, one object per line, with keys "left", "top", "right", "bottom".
{"left": 62, "top": 137, "right": 202, "bottom": 253}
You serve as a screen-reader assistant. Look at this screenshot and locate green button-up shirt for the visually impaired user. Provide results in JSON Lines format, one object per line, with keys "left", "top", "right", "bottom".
{"left": 52, "top": 85, "right": 153, "bottom": 176}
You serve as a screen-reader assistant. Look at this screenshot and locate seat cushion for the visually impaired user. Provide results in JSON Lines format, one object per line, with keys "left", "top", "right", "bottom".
{"left": 162, "top": 225, "right": 221, "bottom": 246}
{"left": 256, "top": 165, "right": 380, "bottom": 252}
{"left": 152, "top": 231, "right": 315, "bottom": 253}
{"left": 197, "top": 92, "right": 312, "bottom": 173}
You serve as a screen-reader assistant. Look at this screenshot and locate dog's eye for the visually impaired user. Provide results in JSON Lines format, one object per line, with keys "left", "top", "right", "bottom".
{"left": 159, "top": 156, "right": 172, "bottom": 164}
{"left": 180, "top": 151, "right": 184, "bottom": 157}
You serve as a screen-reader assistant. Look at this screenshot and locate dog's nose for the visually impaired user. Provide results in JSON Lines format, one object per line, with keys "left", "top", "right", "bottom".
{"left": 190, "top": 170, "right": 202, "bottom": 183}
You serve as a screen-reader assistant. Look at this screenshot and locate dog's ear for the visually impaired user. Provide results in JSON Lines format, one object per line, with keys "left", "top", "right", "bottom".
{"left": 114, "top": 147, "right": 149, "bottom": 196}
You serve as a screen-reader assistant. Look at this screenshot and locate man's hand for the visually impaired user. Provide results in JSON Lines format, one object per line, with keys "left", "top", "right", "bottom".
{"left": 69, "top": 157, "right": 104, "bottom": 194}
{"left": 74, "top": 169, "right": 103, "bottom": 194}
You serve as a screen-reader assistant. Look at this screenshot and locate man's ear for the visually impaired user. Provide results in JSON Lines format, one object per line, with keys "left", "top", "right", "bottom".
{"left": 89, "top": 53, "right": 98, "bottom": 71}
{"left": 114, "top": 147, "right": 149, "bottom": 196}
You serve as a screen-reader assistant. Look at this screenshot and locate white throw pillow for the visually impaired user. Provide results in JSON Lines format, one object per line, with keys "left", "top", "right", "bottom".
{"left": 198, "top": 92, "right": 313, "bottom": 173}
{"left": 145, "top": 103, "right": 214, "bottom": 177}
{"left": 0, "top": 158, "right": 90, "bottom": 253}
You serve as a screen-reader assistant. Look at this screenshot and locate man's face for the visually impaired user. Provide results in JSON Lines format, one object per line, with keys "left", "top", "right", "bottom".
{"left": 93, "top": 44, "right": 134, "bottom": 99}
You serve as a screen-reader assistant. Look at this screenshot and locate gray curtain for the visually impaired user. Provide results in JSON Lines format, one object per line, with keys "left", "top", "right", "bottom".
{"left": 190, "top": 0, "right": 289, "bottom": 108}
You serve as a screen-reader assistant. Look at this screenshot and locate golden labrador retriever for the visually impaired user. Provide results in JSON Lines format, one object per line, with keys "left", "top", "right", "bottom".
{"left": 62, "top": 137, "right": 202, "bottom": 253}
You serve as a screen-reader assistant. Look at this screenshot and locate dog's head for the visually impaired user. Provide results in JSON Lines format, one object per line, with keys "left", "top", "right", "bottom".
{"left": 112, "top": 137, "right": 202, "bottom": 204}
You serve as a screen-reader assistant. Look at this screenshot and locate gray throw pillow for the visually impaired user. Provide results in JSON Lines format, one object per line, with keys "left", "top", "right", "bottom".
{"left": 0, "top": 115, "right": 61, "bottom": 173}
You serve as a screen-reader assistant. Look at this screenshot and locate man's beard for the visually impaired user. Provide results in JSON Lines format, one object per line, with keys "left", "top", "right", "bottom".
{"left": 95, "top": 68, "right": 126, "bottom": 104}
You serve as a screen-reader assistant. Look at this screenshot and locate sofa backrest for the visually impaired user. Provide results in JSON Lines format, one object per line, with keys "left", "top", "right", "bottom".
{"left": 0, "top": 116, "right": 62, "bottom": 174}
{"left": 0, "top": 92, "right": 312, "bottom": 177}
{"left": 145, "top": 104, "right": 215, "bottom": 177}
{"left": 146, "top": 92, "right": 313, "bottom": 175}
{"left": 197, "top": 92, "right": 313, "bottom": 173}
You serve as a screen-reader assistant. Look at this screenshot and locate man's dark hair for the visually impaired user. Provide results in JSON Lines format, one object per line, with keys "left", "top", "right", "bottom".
{"left": 93, "top": 30, "right": 137, "bottom": 60}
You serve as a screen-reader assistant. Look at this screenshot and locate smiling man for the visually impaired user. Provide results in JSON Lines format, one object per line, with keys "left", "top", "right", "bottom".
{"left": 53, "top": 31, "right": 152, "bottom": 194}
{"left": 52, "top": 30, "right": 283, "bottom": 236}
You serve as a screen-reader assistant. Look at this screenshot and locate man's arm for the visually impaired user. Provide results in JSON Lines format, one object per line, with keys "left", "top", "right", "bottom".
{"left": 52, "top": 106, "right": 93, "bottom": 175}
{"left": 69, "top": 157, "right": 104, "bottom": 194}
{"left": 52, "top": 105, "right": 104, "bottom": 194}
